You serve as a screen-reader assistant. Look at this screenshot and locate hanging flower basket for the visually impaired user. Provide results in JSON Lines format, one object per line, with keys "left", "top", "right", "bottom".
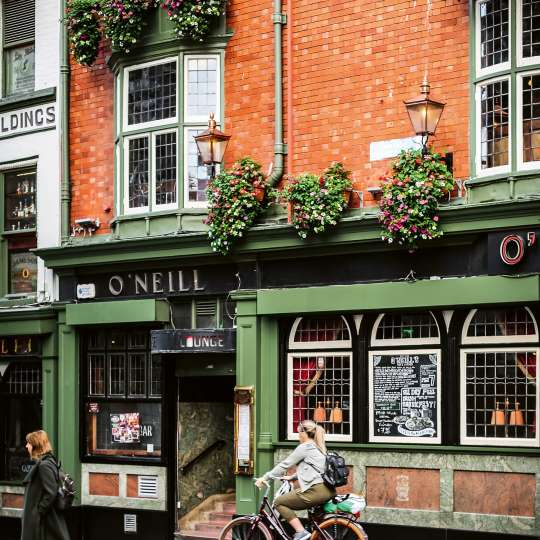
{"left": 379, "top": 148, "right": 454, "bottom": 249}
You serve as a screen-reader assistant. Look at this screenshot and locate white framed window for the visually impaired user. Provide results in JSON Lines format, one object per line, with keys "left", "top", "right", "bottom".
{"left": 371, "top": 312, "right": 440, "bottom": 347}
{"left": 287, "top": 352, "right": 353, "bottom": 442}
{"left": 118, "top": 54, "right": 221, "bottom": 213}
{"left": 476, "top": 0, "right": 511, "bottom": 78}
{"left": 517, "top": 71, "right": 540, "bottom": 168}
{"left": 476, "top": 76, "right": 511, "bottom": 176}
{"left": 368, "top": 349, "right": 442, "bottom": 444}
{"left": 460, "top": 347, "right": 539, "bottom": 447}
{"left": 517, "top": 0, "right": 540, "bottom": 66}
{"left": 288, "top": 316, "right": 352, "bottom": 350}
{"left": 462, "top": 307, "right": 539, "bottom": 345}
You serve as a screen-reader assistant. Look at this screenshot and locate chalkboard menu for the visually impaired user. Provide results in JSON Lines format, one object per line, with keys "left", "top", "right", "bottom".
{"left": 369, "top": 350, "right": 441, "bottom": 443}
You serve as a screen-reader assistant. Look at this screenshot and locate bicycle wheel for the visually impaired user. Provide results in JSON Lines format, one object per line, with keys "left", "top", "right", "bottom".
{"left": 312, "top": 515, "right": 368, "bottom": 540}
{"left": 219, "top": 516, "right": 273, "bottom": 540}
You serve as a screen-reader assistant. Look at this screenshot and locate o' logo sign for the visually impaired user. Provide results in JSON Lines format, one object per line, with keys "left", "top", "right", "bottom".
{"left": 500, "top": 234, "right": 525, "bottom": 265}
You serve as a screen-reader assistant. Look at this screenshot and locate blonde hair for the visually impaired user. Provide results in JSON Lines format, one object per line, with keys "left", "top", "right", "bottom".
{"left": 26, "top": 430, "right": 53, "bottom": 459}
{"left": 299, "top": 420, "right": 327, "bottom": 454}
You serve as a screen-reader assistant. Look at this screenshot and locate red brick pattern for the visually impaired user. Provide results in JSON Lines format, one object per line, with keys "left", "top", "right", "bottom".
{"left": 88, "top": 472, "right": 120, "bottom": 496}
{"left": 454, "top": 471, "right": 536, "bottom": 517}
{"left": 1, "top": 493, "right": 24, "bottom": 509}
{"left": 69, "top": 1, "right": 469, "bottom": 221}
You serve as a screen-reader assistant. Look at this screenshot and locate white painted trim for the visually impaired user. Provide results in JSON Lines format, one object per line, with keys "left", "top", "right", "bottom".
{"left": 475, "top": 0, "right": 511, "bottom": 79}
{"left": 122, "top": 57, "right": 178, "bottom": 133}
{"left": 462, "top": 307, "right": 539, "bottom": 344}
{"left": 288, "top": 316, "right": 353, "bottom": 350}
{"left": 517, "top": 0, "right": 540, "bottom": 67}
{"left": 184, "top": 125, "right": 210, "bottom": 209}
{"left": 475, "top": 75, "right": 512, "bottom": 177}
{"left": 183, "top": 54, "right": 221, "bottom": 124}
{"left": 152, "top": 128, "right": 178, "bottom": 211}
{"left": 353, "top": 314, "right": 363, "bottom": 334}
{"left": 459, "top": 347, "right": 540, "bottom": 447}
{"left": 442, "top": 310, "right": 454, "bottom": 332}
{"left": 286, "top": 351, "right": 353, "bottom": 442}
{"left": 516, "top": 70, "right": 540, "bottom": 170}
{"left": 0, "top": 159, "right": 38, "bottom": 171}
{"left": 123, "top": 134, "right": 150, "bottom": 215}
{"left": 370, "top": 312, "right": 441, "bottom": 347}
{"left": 368, "top": 349, "right": 442, "bottom": 444}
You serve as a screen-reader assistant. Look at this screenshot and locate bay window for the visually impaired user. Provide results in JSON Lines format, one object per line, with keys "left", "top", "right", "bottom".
{"left": 118, "top": 54, "right": 221, "bottom": 214}
{"left": 474, "top": 0, "right": 540, "bottom": 175}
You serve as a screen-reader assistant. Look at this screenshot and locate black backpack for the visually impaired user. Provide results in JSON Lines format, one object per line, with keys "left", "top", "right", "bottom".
{"left": 321, "top": 451, "right": 349, "bottom": 489}
{"left": 308, "top": 449, "right": 349, "bottom": 489}
{"left": 54, "top": 462, "right": 76, "bottom": 511}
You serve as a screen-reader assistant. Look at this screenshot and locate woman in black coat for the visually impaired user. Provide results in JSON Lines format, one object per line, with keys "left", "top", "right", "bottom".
{"left": 21, "top": 430, "right": 70, "bottom": 540}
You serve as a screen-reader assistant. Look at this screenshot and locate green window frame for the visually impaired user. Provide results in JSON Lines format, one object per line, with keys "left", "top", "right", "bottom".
{"left": 1, "top": 0, "right": 36, "bottom": 97}
{"left": 115, "top": 51, "right": 224, "bottom": 216}
{"left": 473, "top": 0, "right": 540, "bottom": 177}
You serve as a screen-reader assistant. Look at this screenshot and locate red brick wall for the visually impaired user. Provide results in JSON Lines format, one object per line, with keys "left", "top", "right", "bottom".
{"left": 69, "top": 0, "right": 469, "bottom": 226}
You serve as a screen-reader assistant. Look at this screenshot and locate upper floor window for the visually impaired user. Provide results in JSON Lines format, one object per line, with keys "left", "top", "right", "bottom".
{"left": 118, "top": 54, "right": 221, "bottom": 214}
{"left": 1, "top": 0, "right": 35, "bottom": 97}
{"left": 474, "top": 0, "right": 540, "bottom": 175}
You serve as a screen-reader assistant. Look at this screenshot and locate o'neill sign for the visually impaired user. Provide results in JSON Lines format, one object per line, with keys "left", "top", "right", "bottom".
{"left": 151, "top": 329, "right": 236, "bottom": 353}
{"left": 0, "top": 103, "right": 56, "bottom": 139}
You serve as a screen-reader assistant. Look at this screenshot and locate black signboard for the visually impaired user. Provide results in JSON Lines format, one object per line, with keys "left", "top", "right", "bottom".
{"left": 370, "top": 351, "right": 440, "bottom": 443}
{"left": 151, "top": 329, "right": 236, "bottom": 353}
{"left": 488, "top": 229, "right": 540, "bottom": 275}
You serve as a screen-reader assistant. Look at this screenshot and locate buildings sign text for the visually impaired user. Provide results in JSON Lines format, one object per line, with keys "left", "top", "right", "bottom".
{"left": 0, "top": 103, "right": 56, "bottom": 139}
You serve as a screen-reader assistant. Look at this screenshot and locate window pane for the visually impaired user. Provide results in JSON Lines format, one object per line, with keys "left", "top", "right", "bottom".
{"left": 150, "top": 356, "right": 162, "bottom": 397}
{"left": 127, "top": 61, "right": 176, "bottom": 125}
{"left": 464, "top": 351, "right": 537, "bottom": 440}
{"left": 522, "top": 0, "right": 540, "bottom": 59}
{"left": 4, "top": 170, "right": 37, "bottom": 231}
{"left": 186, "top": 57, "right": 218, "bottom": 119}
{"left": 88, "top": 354, "right": 105, "bottom": 396}
{"left": 128, "top": 137, "right": 149, "bottom": 209}
{"left": 109, "top": 353, "right": 126, "bottom": 396}
{"left": 128, "top": 353, "right": 147, "bottom": 397}
{"left": 9, "top": 251, "right": 37, "bottom": 294}
{"left": 375, "top": 312, "right": 438, "bottom": 341}
{"left": 187, "top": 128, "right": 211, "bottom": 203}
{"left": 467, "top": 308, "right": 537, "bottom": 337}
{"left": 480, "top": 79, "right": 509, "bottom": 169}
{"left": 479, "top": 0, "right": 509, "bottom": 70}
{"left": 155, "top": 132, "right": 177, "bottom": 206}
{"left": 290, "top": 355, "right": 352, "bottom": 439}
{"left": 293, "top": 317, "right": 351, "bottom": 344}
{"left": 5, "top": 44, "right": 35, "bottom": 95}
{"left": 523, "top": 74, "right": 540, "bottom": 162}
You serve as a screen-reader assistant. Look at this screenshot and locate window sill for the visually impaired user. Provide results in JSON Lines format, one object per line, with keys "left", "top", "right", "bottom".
{"left": 466, "top": 170, "right": 540, "bottom": 186}
{"left": 0, "top": 87, "right": 56, "bottom": 113}
{"left": 2, "top": 229, "right": 37, "bottom": 236}
{"left": 111, "top": 207, "right": 207, "bottom": 225}
{"left": 0, "top": 295, "right": 38, "bottom": 308}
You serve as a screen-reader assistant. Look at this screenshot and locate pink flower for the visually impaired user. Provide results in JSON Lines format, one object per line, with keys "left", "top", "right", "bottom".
{"left": 433, "top": 215, "right": 439, "bottom": 222}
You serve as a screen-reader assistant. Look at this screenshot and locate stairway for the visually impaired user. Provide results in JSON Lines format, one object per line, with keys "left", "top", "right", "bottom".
{"left": 177, "top": 495, "right": 236, "bottom": 540}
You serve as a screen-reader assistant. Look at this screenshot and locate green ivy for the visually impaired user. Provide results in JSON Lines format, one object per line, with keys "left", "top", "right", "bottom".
{"left": 205, "top": 157, "right": 267, "bottom": 255}
{"left": 379, "top": 148, "right": 454, "bottom": 249}
{"left": 284, "top": 163, "right": 352, "bottom": 239}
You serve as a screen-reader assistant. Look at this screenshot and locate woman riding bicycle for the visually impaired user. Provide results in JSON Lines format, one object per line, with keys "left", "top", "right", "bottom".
{"left": 255, "top": 420, "right": 335, "bottom": 540}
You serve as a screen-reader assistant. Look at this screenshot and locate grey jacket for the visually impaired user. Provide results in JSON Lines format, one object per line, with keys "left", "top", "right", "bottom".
{"left": 262, "top": 442, "right": 326, "bottom": 492}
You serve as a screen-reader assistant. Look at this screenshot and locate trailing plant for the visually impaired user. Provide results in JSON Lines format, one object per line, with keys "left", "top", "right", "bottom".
{"left": 205, "top": 157, "right": 267, "bottom": 255}
{"left": 66, "top": 0, "right": 102, "bottom": 66}
{"left": 379, "top": 148, "right": 454, "bottom": 249}
{"left": 100, "top": 0, "right": 154, "bottom": 54}
{"left": 158, "top": 0, "right": 226, "bottom": 42}
{"left": 284, "top": 162, "right": 352, "bottom": 239}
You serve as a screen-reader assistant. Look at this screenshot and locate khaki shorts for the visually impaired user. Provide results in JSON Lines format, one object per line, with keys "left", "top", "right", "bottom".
{"left": 274, "top": 482, "right": 335, "bottom": 521}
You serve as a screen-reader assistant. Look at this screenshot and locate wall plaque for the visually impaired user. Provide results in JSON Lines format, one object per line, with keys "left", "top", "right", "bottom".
{"left": 369, "top": 350, "right": 441, "bottom": 443}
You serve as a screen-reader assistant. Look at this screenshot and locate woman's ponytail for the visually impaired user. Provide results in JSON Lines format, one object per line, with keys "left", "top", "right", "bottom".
{"left": 299, "top": 420, "right": 327, "bottom": 454}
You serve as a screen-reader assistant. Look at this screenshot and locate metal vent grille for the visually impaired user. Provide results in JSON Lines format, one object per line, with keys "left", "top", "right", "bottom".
{"left": 196, "top": 299, "right": 217, "bottom": 316}
{"left": 124, "top": 514, "right": 137, "bottom": 534}
{"left": 3, "top": 0, "right": 35, "bottom": 46}
{"left": 137, "top": 476, "right": 158, "bottom": 498}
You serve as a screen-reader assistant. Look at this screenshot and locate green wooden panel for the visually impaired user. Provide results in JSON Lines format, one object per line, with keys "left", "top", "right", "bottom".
{"left": 0, "top": 317, "right": 56, "bottom": 335}
{"left": 66, "top": 299, "right": 170, "bottom": 325}
{"left": 257, "top": 275, "right": 540, "bottom": 315}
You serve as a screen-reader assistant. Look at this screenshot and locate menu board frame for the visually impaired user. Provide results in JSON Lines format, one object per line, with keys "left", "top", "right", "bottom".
{"left": 368, "top": 349, "right": 441, "bottom": 444}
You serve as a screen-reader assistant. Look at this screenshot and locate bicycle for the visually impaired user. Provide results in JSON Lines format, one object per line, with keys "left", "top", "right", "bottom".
{"left": 218, "top": 481, "right": 368, "bottom": 540}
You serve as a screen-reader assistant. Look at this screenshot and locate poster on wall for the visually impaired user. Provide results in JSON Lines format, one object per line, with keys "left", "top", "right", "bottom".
{"left": 369, "top": 350, "right": 441, "bottom": 443}
{"left": 10, "top": 252, "right": 37, "bottom": 293}
{"left": 110, "top": 413, "right": 141, "bottom": 444}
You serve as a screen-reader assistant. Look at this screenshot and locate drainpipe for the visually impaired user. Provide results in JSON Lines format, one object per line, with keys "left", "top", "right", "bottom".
{"left": 267, "top": 0, "right": 287, "bottom": 186}
{"left": 60, "top": 0, "right": 70, "bottom": 243}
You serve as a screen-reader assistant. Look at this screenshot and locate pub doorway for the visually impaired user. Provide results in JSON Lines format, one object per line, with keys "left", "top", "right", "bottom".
{"left": 175, "top": 355, "right": 235, "bottom": 536}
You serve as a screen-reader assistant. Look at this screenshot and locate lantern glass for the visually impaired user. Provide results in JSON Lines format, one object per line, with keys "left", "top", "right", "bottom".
{"left": 194, "top": 128, "right": 231, "bottom": 165}
{"left": 405, "top": 98, "right": 445, "bottom": 136}
{"left": 194, "top": 133, "right": 214, "bottom": 164}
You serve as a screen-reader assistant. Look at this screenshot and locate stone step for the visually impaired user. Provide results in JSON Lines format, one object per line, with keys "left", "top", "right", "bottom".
{"left": 179, "top": 531, "right": 221, "bottom": 540}
{"left": 208, "top": 512, "right": 235, "bottom": 521}
{"left": 195, "top": 522, "right": 228, "bottom": 533}
{"left": 221, "top": 503, "right": 236, "bottom": 513}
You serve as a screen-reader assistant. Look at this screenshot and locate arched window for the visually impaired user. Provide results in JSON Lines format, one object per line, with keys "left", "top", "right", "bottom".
{"left": 371, "top": 311, "right": 440, "bottom": 346}
{"left": 286, "top": 317, "right": 353, "bottom": 442}
{"left": 461, "top": 306, "right": 539, "bottom": 447}
{"left": 369, "top": 311, "right": 442, "bottom": 444}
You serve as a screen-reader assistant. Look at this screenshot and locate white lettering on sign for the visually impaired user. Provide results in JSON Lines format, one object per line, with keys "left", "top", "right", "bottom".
{"left": 370, "top": 136, "right": 422, "bottom": 162}
{"left": 0, "top": 103, "right": 56, "bottom": 139}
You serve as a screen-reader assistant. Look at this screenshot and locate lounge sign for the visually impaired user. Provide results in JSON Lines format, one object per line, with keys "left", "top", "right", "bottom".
{"left": 0, "top": 103, "right": 56, "bottom": 139}
{"left": 151, "top": 329, "right": 236, "bottom": 353}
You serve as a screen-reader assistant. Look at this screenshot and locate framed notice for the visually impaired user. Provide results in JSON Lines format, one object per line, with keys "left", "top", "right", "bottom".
{"left": 10, "top": 251, "right": 37, "bottom": 293}
{"left": 234, "top": 386, "right": 254, "bottom": 476}
{"left": 369, "top": 350, "right": 441, "bottom": 444}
